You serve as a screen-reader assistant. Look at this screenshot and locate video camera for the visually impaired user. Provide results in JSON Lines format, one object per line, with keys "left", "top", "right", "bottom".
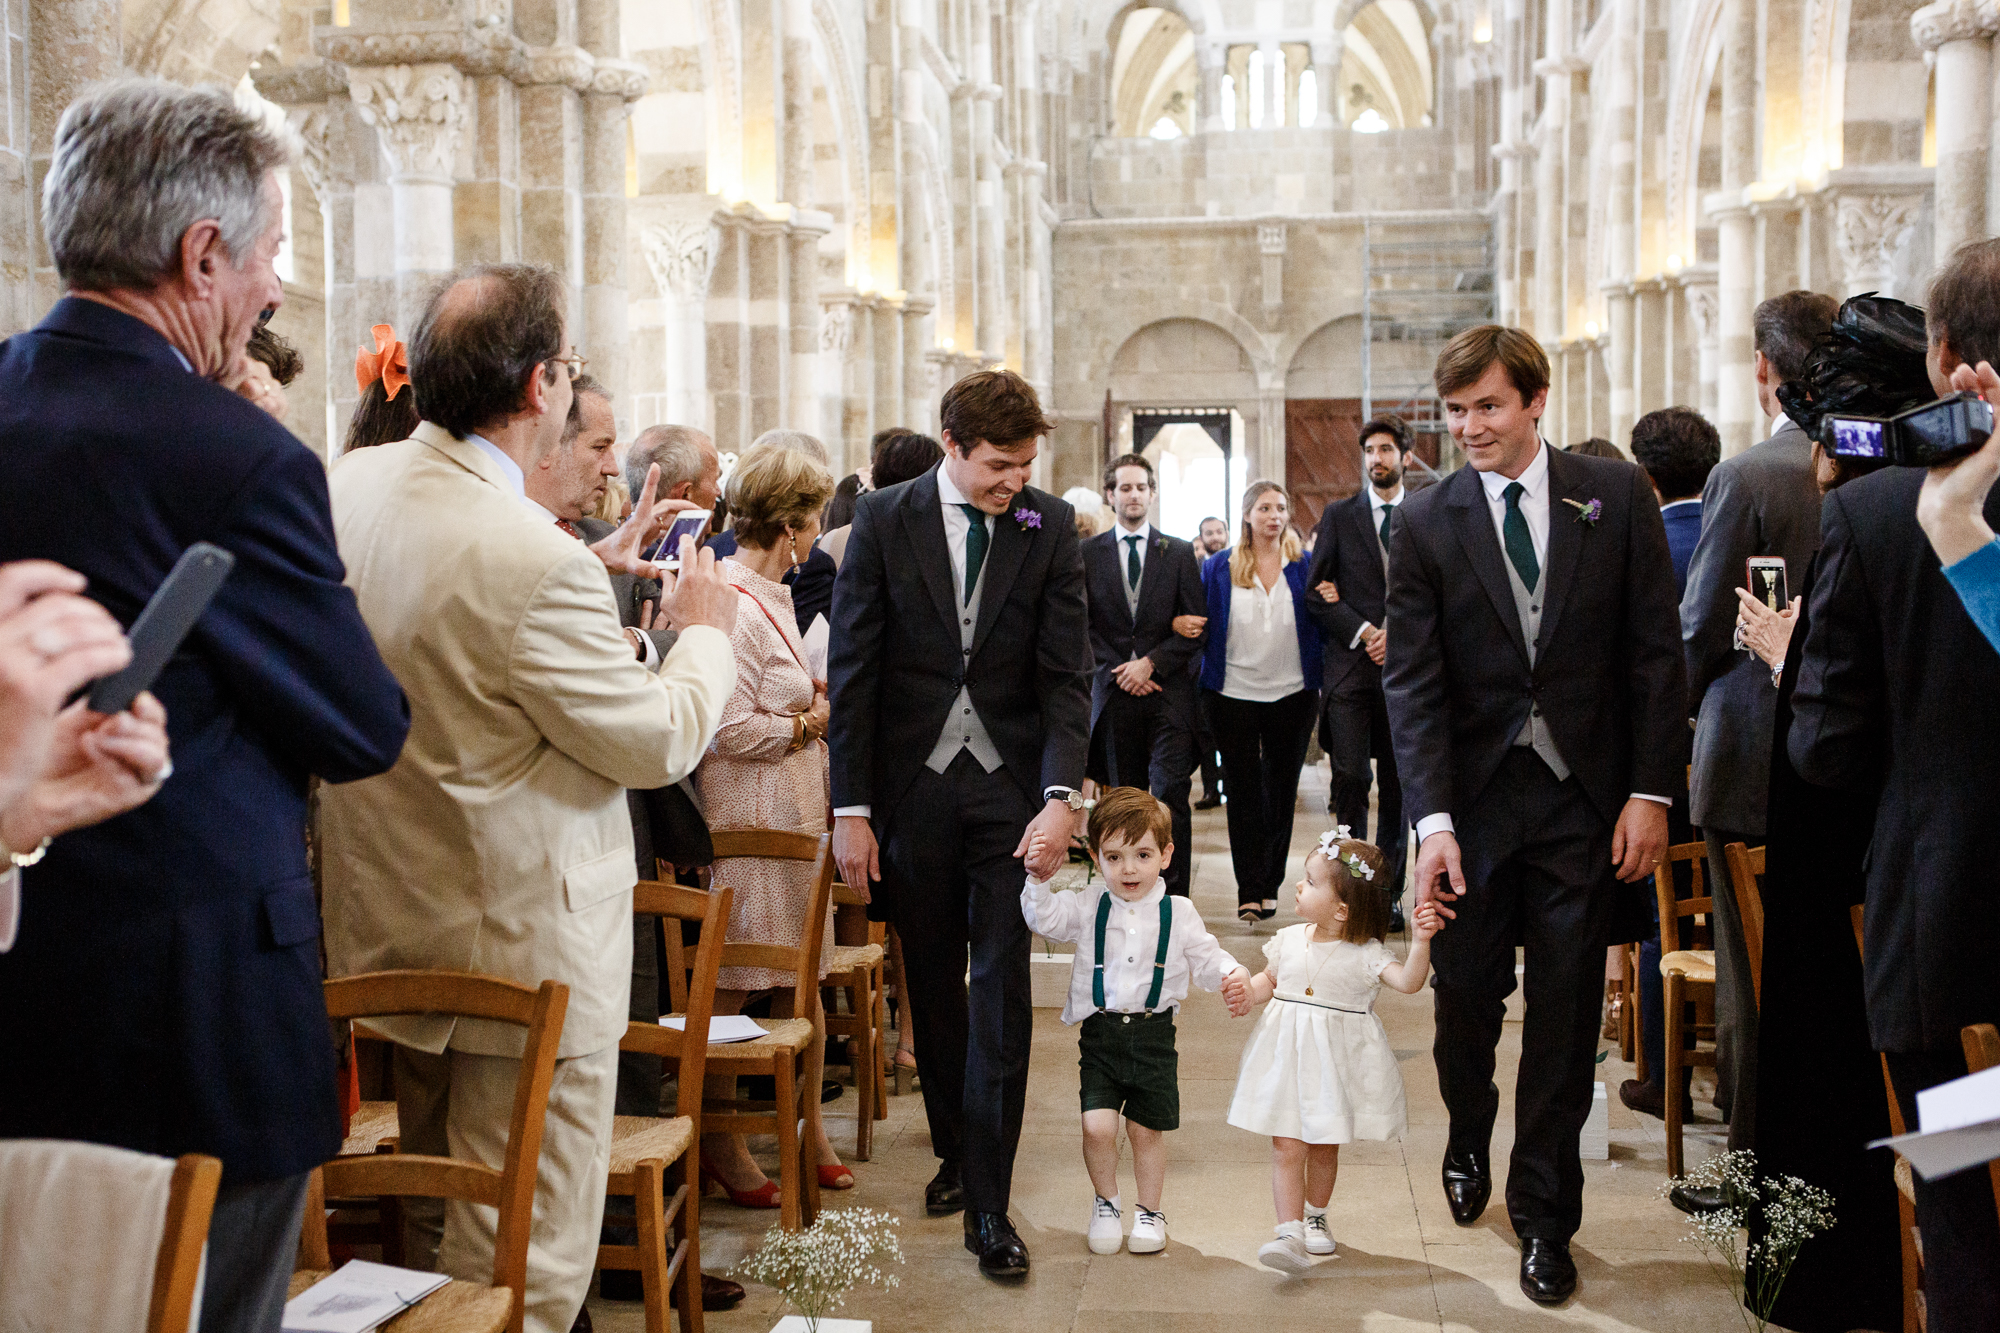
{"left": 1825, "top": 391, "right": 1994, "bottom": 467}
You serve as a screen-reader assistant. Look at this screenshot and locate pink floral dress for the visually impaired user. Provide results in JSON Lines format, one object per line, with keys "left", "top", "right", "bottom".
{"left": 696, "top": 560, "right": 833, "bottom": 992}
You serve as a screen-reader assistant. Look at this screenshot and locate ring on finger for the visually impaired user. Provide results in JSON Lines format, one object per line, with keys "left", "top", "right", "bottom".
{"left": 151, "top": 758, "right": 174, "bottom": 785}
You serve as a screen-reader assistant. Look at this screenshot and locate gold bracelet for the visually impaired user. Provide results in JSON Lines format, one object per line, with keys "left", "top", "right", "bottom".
{"left": 789, "top": 713, "right": 807, "bottom": 753}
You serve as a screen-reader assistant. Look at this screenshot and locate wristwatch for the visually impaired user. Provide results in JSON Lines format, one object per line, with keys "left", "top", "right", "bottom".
{"left": 1045, "top": 787, "right": 1086, "bottom": 812}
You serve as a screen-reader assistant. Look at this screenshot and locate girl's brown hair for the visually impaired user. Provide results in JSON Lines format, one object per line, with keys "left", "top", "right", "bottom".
{"left": 1319, "top": 838, "right": 1390, "bottom": 943}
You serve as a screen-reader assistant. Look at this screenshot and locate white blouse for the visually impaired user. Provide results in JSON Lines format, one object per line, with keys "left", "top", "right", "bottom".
{"left": 1223, "top": 571, "right": 1305, "bottom": 702}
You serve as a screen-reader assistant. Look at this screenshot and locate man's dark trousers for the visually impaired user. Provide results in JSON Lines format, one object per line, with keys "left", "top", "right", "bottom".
{"left": 1433, "top": 750, "right": 1616, "bottom": 1241}
{"left": 1097, "top": 689, "right": 1196, "bottom": 897}
{"left": 879, "top": 752, "right": 1037, "bottom": 1213}
{"left": 1323, "top": 685, "right": 1406, "bottom": 901}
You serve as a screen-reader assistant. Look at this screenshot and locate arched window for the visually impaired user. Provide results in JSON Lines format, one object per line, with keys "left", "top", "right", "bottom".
{"left": 1110, "top": 7, "right": 1198, "bottom": 138}
{"left": 1247, "top": 48, "right": 1265, "bottom": 127}
{"left": 1298, "top": 67, "right": 1318, "bottom": 127}
{"left": 1220, "top": 73, "right": 1236, "bottom": 128}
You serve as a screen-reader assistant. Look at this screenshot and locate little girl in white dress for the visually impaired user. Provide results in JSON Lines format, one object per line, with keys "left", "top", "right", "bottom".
{"left": 1222, "top": 829, "right": 1443, "bottom": 1273}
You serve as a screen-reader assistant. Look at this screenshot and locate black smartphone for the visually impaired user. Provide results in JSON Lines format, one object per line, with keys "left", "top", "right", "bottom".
{"left": 1747, "top": 556, "right": 1788, "bottom": 613}
{"left": 87, "top": 543, "right": 235, "bottom": 713}
{"left": 644, "top": 512, "right": 712, "bottom": 569}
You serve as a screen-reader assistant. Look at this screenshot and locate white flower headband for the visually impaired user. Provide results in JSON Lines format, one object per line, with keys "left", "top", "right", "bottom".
{"left": 1315, "top": 826, "right": 1375, "bottom": 882}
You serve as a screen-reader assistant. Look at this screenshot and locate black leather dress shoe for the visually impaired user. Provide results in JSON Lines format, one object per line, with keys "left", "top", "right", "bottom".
{"left": 925, "top": 1159, "right": 965, "bottom": 1216}
{"left": 1519, "top": 1238, "right": 1577, "bottom": 1305}
{"left": 1618, "top": 1078, "right": 1693, "bottom": 1121}
{"left": 1669, "top": 1184, "right": 1732, "bottom": 1215}
{"left": 1194, "top": 794, "right": 1223, "bottom": 810}
{"left": 1441, "top": 1148, "right": 1491, "bottom": 1226}
{"left": 963, "top": 1211, "right": 1031, "bottom": 1277}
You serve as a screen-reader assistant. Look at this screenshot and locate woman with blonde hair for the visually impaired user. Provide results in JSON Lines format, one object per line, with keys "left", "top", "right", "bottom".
{"left": 1197, "top": 481, "right": 1323, "bottom": 921}
{"left": 696, "top": 440, "right": 855, "bottom": 1200}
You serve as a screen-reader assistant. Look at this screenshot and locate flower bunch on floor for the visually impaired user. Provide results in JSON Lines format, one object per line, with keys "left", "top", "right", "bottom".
{"left": 734, "top": 1207, "right": 905, "bottom": 1332}
{"left": 1661, "top": 1149, "right": 1837, "bottom": 1333}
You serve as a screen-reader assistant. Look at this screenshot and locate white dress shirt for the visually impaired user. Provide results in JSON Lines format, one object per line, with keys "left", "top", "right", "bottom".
{"left": 1412, "top": 442, "right": 1667, "bottom": 845}
{"left": 1021, "top": 874, "right": 1244, "bottom": 1025}
{"left": 1113, "top": 521, "right": 1151, "bottom": 586}
{"left": 1223, "top": 570, "right": 1304, "bottom": 702}
{"left": 1353, "top": 483, "right": 1406, "bottom": 646}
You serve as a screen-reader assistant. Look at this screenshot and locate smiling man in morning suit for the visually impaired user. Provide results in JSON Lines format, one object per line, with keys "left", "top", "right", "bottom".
{"left": 1383, "top": 326, "right": 1685, "bottom": 1307}
{"left": 828, "top": 369, "right": 1090, "bottom": 1278}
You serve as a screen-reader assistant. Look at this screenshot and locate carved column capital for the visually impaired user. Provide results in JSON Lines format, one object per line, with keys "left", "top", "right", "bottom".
{"left": 641, "top": 220, "right": 720, "bottom": 303}
{"left": 1834, "top": 193, "right": 1921, "bottom": 292}
{"left": 1682, "top": 281, "right": 1720, "bottom": 343}
{"left": 1911, "top": 0, "right": 1999, "bottom": 50}
{"left": 347, "top": 63, "right": 467, "bottom": 183}
{"left": 286, "top": 103, "right": 335, "bottom": 201}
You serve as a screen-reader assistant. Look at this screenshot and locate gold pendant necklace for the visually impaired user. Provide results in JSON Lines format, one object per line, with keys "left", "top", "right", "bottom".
{"left": 1302, "top": 929, "right": 1338, "bottom": 996}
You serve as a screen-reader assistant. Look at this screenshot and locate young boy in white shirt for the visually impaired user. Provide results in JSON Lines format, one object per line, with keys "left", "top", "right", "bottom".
{"left": 1023, "top": 786, "right": 1248, "bottom": 1256}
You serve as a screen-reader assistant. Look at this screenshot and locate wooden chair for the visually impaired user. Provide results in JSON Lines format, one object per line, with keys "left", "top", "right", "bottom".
{"left": 595, "top": 883, "right": 732, "bottom": 1333}
{"left": 1721, "top": 842, "right": 1768, "bottom": 1006}
{"left": 1853, "top": 905, "right": 1925, "bottom": 1333}
{"left": 1960, "top": 1022, "right": 2000, "bottom": 1233}
{"left": 821, "top": 881, "right": 888, "bottom": 1160}
{"left": 1654, "top": 840, "right": 1716, "bottom": 1177}
{"left": 295, "top": 972, "right": 570, "bottom": 1333}
{"left": 701, "top": 828, "right": 838, "bottom": 1230}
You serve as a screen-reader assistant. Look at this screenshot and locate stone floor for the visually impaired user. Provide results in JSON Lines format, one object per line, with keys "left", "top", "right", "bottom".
{"left": 587, "top": 764, "right": 1740, "bottom": 1332}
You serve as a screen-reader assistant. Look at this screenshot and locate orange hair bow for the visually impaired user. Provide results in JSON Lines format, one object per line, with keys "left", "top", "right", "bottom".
{"left": 355, "top": 324, "right": 411, "bottom": 401}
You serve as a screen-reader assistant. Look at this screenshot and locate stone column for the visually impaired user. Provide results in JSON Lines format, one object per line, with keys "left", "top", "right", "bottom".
{"left": 1604, "top": 0, "right": 1638, "bottom": 447}
{"left": 1833, "top": 192, "right": 1921, "bottom": 297}
{"left": 902, "top": 295, "right": 935, "bottom": 429}
{"left": 819, "top": 291, "right": 864, "bottom": 456}
{"left": 640, "top": 218, "right": 719, "bottom": 430}
{"left": 1196, "top": 40, "right": 1226, "bottom": 134}
{"left": 1711, "top": 0, "right": 1758, "bottom": 455}
{"left": 1606, "top": 285, "right": 1635, "bottom": 446}
{"left": 1258, "top": 223, "right": 1287, "bottom": 323}
{"left": 28, "top": 0, "right": 121, "bottom": 318}
{"left": 1490, "top": 140, "right": 1532, "bottom": 324}
{"left": 788, "top": 210, "right": 831, "bottom": 435}
{"left": 348, "top": 64, "right": 469, "bottom": 331}
{"left": 581, "top": 61, "right": 647, "bottom": 431}
{"left": 973, "top": 81, "right": 1005, "bottom": 362}
{"left": 1309, "top": 37, "right": 1340, "bottom": 129}
{"left": 872, "top": 294, "right": 905, "bottom": 454}
{"left": 1913, "top": 0, "right": 1997, "bottom": 262}
{"left": 1633, "top": 278, "right": 1669, "bottom": 417}
{"left": 1683, "top": 276, "right": 1720, "bottom": 426}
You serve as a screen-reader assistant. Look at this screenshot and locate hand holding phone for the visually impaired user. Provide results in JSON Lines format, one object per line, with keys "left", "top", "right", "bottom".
{"left": 1746, "top": 557, "right": 1788, "bottom": 614}
{"left": 646, "top": 512, "right": 713, "bottom": 570}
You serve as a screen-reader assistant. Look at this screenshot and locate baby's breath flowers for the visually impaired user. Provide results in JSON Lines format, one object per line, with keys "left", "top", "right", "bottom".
{"left": 733, "top": 1208, "right": 905, "bottom": 1333}
{"left": 1660, "top": 1150, "right": 1836, "bottom": 1332}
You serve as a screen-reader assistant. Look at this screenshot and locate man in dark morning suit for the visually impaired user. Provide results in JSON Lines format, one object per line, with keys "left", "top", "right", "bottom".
{"left": 1384, "top": 327, "right": 1684, "bottom": 1306}
{"left": 829, "top": 370, "right": 1090, "bottom": 1278}
{"left": 1673, "top": 292, "right": 1834, "bottom": 1149}
{"left": 1305, "top": 415, "right": 1415, "bottom": 928}
{"left": 533, "top": 383, "right": 744, "bottom": 1314}
{"left": 1080, "top": 453, "right": 1206, "bottom": 896}
{"left": 1789, "top": 245, "right": 2000, "bottom": 1333}
{"left": 0, "top": 81, "right": 410, "bottom": 1333}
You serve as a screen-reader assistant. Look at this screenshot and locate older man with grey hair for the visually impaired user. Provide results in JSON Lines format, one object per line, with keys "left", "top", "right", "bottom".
{"left": 0, "top": 79, "right": 411, "bottom": 1333}
{"left": 627, "top": 423, "right": 722, "bottom": 515}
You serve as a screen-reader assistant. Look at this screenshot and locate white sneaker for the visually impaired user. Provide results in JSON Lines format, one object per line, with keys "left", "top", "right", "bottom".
{"left": 1258, "top": 1222, "right": 1313, "bottom": 1274}
{"left": 1087, "top": 1195, "right": 1123, "bottom": 1255}
{"left": 1128, "top": 1207, "right": 1168, "bottom": 1254}
{"left": 1303, "top": 1211, "right": 1337, "bottom": 1256}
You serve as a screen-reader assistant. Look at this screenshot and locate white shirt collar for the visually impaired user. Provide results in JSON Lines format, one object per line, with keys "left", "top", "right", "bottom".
{"left": 1479, "top": 439, "right": 1550, "bottom": 503}
{"left": 1368, "top": 484, "right": 1405, "bottom": 512}
{"left": 1115, "top": 521, "right": 1151, "bottom": 545}
{"left": 936, "top": 463, "right": 973, "bottom": 510}
{"left": 468, "top": 433, "right": 542, "bottom": 514}
{"left": 1769, "top": 412, "right": 1795, "bottom": 439}
{"left": 1104, "top": 879, "right": 1167, "bottom": 910}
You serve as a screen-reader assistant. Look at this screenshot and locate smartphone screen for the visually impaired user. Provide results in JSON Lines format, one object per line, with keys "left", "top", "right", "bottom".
{"left": 645, "top": 512, "right": 712, "bottom": 568}
{"left": 1747, "top": 557, "right": 1788, "bottom": 613}
{"left": 1827, "top": 417, "right": 1887, "bottom": 459}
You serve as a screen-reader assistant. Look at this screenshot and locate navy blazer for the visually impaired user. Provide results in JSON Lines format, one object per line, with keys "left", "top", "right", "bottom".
{"left": 827, "top": 467, "right": 1090, "bottom": 812}
{"left": 0, "top": 298, "right": 410, "bottom": 1184}
{"left": 1660, "top": 498, "right": 1703, "bottom": 598}
{"left": 1197, "top": 551, "right": 1323, "bottom": 695}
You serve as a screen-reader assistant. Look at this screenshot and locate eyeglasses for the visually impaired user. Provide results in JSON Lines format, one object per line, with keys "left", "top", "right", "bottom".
{"left": 558, "top": 351, "right": 588, "bottom": 382}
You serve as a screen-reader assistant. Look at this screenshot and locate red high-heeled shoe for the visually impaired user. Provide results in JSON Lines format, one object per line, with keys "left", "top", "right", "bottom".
{"left": 700, "top": 1157, "right": 781, "bottom": 1208}
{"left": 818, "top": 1163, "right": 855, "bottom": 1190}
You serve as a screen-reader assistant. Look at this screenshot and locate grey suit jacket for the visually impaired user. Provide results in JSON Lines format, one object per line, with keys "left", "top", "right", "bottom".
{"left": 1680, "top": 421, "right": 1823, "bottom": 834}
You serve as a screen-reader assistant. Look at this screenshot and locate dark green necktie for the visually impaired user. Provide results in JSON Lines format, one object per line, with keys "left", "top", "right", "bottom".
{"left": 1502, "top": 482, "right": 1539, "bottom": 591}
{"left": 1378, "top": 503, "right": 1395, "bottom": 548}
{"left": 958, "top": 503, "right": 989, "bottom": 601}
{"left": 1124, "top": 533, "right": 1143, "bottom": 589}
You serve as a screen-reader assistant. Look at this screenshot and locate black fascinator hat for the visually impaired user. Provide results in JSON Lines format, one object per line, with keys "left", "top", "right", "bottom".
{"left": 1775, "top": 293, "right": 1934, "bottom": 446}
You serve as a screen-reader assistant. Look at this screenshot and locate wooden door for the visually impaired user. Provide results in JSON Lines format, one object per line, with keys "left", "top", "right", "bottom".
{"left": 1284, "top": 399, "right": 1365, "bottom": 532}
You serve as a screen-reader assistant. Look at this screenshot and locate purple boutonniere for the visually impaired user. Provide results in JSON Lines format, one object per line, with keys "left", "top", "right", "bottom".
{"left": 1562, "top": 497, "right": 1603, "bottom": 527}
{"left": 1014, "top": 506, "right": 1042, "bottom": 531}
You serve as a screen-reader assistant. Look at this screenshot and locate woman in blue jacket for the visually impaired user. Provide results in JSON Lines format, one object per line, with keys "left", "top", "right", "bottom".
{"left": 1199, "top": 480, "right": 1323, "bottom": 921}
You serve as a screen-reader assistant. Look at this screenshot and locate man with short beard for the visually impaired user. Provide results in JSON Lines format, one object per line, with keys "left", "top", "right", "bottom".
{"left": 1306, "top": 415, "right": 1415, "bottom": 929}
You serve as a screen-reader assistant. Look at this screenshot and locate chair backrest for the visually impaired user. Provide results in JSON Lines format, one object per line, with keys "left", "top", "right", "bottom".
{"left": 318, "top": 972, "right": 569, "bottom": 1327}
{"left": 0, "top": 1142, "right": 220, "bottom": 1333}
{"left": 708, "top": 829, "right": 837, "bottom": 1020}
{"left": 1652, "top": 840, "right": 1711, "bottom": 954}
{"left": 626, "top": 881, "right": 732, "bottom": 1121}
{"left": 1723, "top": 842, "right": 1767, "bottom": 1005}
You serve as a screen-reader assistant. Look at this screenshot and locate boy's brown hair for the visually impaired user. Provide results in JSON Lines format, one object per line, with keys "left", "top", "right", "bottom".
{"left": 939, "top": 369, "right": 1057, "bottom": 452}
{"left": 1434, "top": 324, "right": 1551, "bottom": 405}
{"left": 1323, "top": 838, "right": 1391, "bottom": 943}
{"left": 1086, "top": 786, "right": 1173, "bottom": 857}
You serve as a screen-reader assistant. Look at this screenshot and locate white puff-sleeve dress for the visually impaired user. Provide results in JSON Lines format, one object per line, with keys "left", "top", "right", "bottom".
{"left": 1225, "top": 923, "right": 1407, "bottom": 1143}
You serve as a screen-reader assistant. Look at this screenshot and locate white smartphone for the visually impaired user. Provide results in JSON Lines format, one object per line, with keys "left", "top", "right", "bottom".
{"left": 1747, "top": 556, "right": 1788, "bottom": 613}
{"left": 646, "top": 512, "right": 712, "bottom": 570}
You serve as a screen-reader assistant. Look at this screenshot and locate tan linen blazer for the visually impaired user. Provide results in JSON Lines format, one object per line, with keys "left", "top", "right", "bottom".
{"left": 321, "top": 422, "right": 736, "bottom": 1059}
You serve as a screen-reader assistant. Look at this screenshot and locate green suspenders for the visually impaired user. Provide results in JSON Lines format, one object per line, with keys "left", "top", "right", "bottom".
{"left": 1092, "top": 893, "right": 1175, "bottom": 1013}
